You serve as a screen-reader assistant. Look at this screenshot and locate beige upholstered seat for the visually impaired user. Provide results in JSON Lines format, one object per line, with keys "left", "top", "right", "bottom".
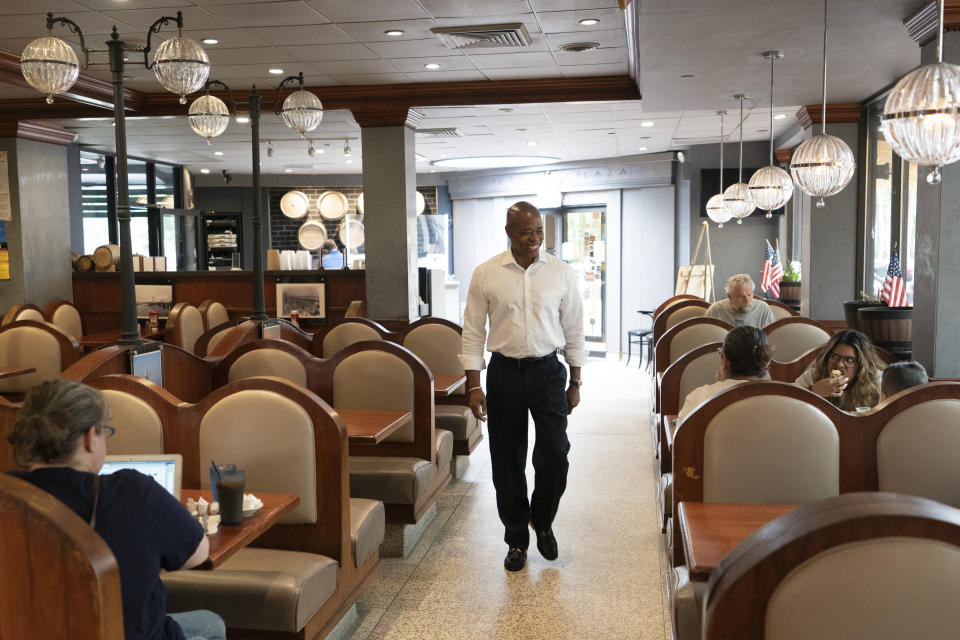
{"left": 769, "top": 304, "right": 795, "bottom": 322}
{"left": 227, "top": 349, "right": 309, "bottom": 387}
{"left": 665, "top": 305, "right": 706, "bottom": 331}
{"left": 0, "top": 325, "right": 66, "bottom": 393}
{"left": 322, "top": 323, "right": 382, "bottom": 358}
{"left": 765, "top": 537, "right": 960, "bottom": 640}
{"left": 49, "top": 302, "right": 83, "bottom": 340}
{"left": 677, "top": 351, "right": 720, "bottom": 406}
{"left": 766, "top": 322, "right": 830, "bottom": 362}
{"left": 703, "top": 395, "right": 839, "bottom": 503}
{"left": 2, "top": 305, "right": 43, "bottom": 326}
{"left": 877, "top": 399, "right": 960, "bottom": 507}
{"left": 202, "top": 301, "right": 229, "bottom": 330}
{"left": 334, "top": 350, "right": 414, "bottom": 443}
{"left": 164, "top": 389, "right": 339, "bottom": 634}
{"left": 347, "top": 429, "right": 451, "bottom": 506}
{"left": 205, "top": 325, "right": 235, "bottom": 356}
{"left": 101, "top": 389, "right": 164, "bottom": 455}
{"left": 350, "top": 498, "right": 385, "bottom": 568}
{"left": 403, "top": 323, "right": 466, "bottom": 395}
{"left": 435, "top": 405, "right": 481, "bottom": 447}
{"left": 668, "top": 324, "right": 728, "bottom": 365}
{"left": 167, "top": 303, "right": 205, "bottom": 355}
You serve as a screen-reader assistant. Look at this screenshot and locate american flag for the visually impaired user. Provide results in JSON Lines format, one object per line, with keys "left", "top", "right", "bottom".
{"left": 882, "top": 246, "right": 908, "bottom": 307}
{"left": 761, "top": 240, "right": 783, "bottom": 298}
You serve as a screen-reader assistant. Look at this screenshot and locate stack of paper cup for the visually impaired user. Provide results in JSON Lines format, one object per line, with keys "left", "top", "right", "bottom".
{"left": 295, "top": 250, "right": 311, "bottom": 270}
{"left": 280, "top": 250, "right": 296, "bottom": 270}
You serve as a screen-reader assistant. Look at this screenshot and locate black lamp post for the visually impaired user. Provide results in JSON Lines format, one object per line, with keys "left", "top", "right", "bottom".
{"left": 21, "top": 12, "right": 209, "bottom": 345}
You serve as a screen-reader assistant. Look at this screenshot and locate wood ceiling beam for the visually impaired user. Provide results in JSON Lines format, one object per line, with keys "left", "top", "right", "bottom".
{"left": 796, "top": 103, "right": 861, "bottom": 127}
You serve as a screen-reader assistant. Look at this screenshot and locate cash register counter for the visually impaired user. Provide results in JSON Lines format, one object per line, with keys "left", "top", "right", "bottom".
{"left": 72, "top": 270, "right": 365, "bottom": 334}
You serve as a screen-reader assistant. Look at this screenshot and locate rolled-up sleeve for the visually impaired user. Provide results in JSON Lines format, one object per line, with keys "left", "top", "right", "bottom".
{"left": 459, "top": 267, "right": 488, "bottom": 371}
{"left": 559, "top": 267, "right": 585, "bottom": 367}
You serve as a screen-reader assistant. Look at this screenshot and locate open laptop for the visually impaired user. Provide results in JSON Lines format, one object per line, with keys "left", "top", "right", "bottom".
{"left": 100, "top": 454, "right": 182, "bottom": 499}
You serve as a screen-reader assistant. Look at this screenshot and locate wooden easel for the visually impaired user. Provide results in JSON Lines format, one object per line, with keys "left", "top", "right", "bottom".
{"left": 675, "top": 221, "right": 716, "bottom": 302}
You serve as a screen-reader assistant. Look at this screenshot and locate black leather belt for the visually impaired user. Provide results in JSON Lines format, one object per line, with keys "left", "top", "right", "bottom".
{"left": 493, "top": 351, "right": 558, "bottom": 368}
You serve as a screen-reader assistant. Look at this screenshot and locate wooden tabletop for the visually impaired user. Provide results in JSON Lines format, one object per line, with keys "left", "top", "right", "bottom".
{"left": 0, "top": 366, "right": 36, "bottom": 380}
{"left": 434, "top": 374, "right": 466, "bottom": 397}
{"left": 337, "top": 408, "right": 412, "bottom": 445}
{"left": 79, "top": 328, "right": 164, "bottom": 348}
{"left": 678, "top": 502, "right": 798, "bottom": 582}
{"left": 181, "top": 490, "right": 299, "bottom": 569}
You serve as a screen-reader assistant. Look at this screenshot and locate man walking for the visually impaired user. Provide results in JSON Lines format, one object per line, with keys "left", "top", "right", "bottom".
{"left": 459, "top": 201, "right": 585, "bottom": 571}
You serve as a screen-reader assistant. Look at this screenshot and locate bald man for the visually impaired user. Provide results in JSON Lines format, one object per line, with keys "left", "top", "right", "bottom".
{"left": 459, "top": 201, "right": 585, "bottom": 572}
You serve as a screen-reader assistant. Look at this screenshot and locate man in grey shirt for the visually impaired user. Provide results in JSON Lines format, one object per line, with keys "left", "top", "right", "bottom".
{"left": 705, "top": 274, "right": 775, "bottom": 328}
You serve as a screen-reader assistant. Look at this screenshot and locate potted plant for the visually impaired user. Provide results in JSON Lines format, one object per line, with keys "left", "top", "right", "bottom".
{"left": 779, "top": 261, "right": 801, "bottom": 305}
{"left": 843, "top": 291, "right": 885, "bottom": 332}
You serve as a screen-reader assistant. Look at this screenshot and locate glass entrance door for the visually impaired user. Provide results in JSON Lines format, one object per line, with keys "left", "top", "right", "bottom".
{"left": 561, "top": 208, "right": 606, "bottom": 345}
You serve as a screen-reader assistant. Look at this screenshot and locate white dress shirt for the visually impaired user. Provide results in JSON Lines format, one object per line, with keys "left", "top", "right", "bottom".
{"left": 459, "top": 249, "right": 585, "bottom": 371}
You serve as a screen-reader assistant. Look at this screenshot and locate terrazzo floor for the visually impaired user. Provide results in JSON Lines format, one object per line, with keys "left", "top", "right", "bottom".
{"left": 332, "top": 355, "right": 669, "bottom": 640}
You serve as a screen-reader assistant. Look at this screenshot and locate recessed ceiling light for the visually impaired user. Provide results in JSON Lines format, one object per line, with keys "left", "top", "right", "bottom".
{"left": 641, "top": 121, "right": 655, "bottom": 127}
{"left": 432, "top": 155, "right": 560, "bottom": 169}
{"left": 268, "top": 68, "right": 284, "bottom": 75}
{"left": 384, "top": 29, "right": 404, "bottom": 36}
{"left": 527, "top": 141, "right": 537, "bottom": 146}
{"left": 345, "top": 159, "right": 353, "bottom": 164}
{"left": 214, "top": 151, "right": 223, "bottom": 156}
{"left": 638, "top": 146, "right": 648, "bottom": 151}
{"left": 429, "top": 169, "right": 436, "bottom": 173}
{"left": 774, "top": 113, "right": 787, "bottom": 120}
{"left": 200, "top": 168, "right": 210, "bottom": 174}
{"left": 235, "top": 114, "right": 250, "bottom": 124}
{"left": 202, "top": 38, "right": 219, "bottom": 45}
{"left": 424, "top": 63, "right": 441, "bottom": 70}
{"left": 579, "top": 18, "right": 600, "bottom": 26}
{"left": 284, "top": 168, "right": 293, "bottom": 173}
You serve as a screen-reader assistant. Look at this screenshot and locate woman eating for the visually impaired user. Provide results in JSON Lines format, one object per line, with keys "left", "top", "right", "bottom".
{"left": 795, "top": 329, "right": 885, "bottom": 411}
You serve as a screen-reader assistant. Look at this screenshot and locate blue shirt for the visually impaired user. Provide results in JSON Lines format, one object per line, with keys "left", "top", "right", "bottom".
{"left": 322, "top": 250, "right": 344, "bottom": 269}
{"left": 12, "top": 467, "right": 204, "bottom": 640}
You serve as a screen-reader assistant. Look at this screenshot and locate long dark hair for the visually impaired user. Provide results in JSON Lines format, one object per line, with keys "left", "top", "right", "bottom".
{"left": 722, "top": 326, "right": 773, "bottom": 378}
{"left": 813, "top": 329, "right": 884, "bottom": 410}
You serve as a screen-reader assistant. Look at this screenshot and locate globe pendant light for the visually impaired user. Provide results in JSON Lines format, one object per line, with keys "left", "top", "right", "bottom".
{"left": 748, "top": 51, "right": 794, "bottom": 217}
{"left": 280, "top": 74, "right": 323, "bottom": 138}
{"left": 723, "top": 94, "right": 756, "bottom": 224}
{"left": 20, "top": 34, "right": 81, "bottom": 104}
{"left": 881, "top": 0, "right": 960, "bottom": 184}
{"left": 152, "top": 28, "right": 210, "bottom": 104}
{"left": 790, "top": 0, "right": 856, "bottom": 207}
{"left": 189, "top": 91, "right": 230, "bottom": 144}
{"left": 706, "top": 111, "right": 733, "bottom": 228}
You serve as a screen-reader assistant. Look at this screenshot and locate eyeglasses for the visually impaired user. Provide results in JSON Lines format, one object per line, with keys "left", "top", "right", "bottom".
{"left": 827, "top": 352, "right": 857, "bottom": 366}
{"left": 99, "top": 424, "right": 116, "bottom": 439}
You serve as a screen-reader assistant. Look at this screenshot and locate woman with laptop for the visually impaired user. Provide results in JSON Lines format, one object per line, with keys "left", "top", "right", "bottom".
{"left": 6, "top": 379, "right": 225, "bottom": 640}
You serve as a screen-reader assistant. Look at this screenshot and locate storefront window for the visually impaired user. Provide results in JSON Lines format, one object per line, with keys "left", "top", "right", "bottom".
{"left": 80, "top": 151, "right": 110, "bottom": 254}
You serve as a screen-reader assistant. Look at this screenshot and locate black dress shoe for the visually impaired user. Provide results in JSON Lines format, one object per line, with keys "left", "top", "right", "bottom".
{"left": 504, "top": 547, "right": 527, "bottom": 571}
{"left": 533, "top": 527, "right": 558, "bottom": 560}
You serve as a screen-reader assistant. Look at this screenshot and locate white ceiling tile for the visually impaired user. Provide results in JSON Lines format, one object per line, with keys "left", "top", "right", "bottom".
{"left": 306, "top": 59, "right": 400, "bottom": 75}
{"left": 9, "top": 11, "right": 133, "bottom": 36}
{"left": 336, "top": 19, "right": 443, "bottom": 42}
{"left": 481, "top": 67, "right": 562, "bottom": 80}
{"left": 102, "top": 7, "right": 232, "bottom": 31}
{"left": 390, "top": 56, "right": 477, "bottom": 72}
{"left": 468, "top": 51, "right": 555, "bottom": 69}
{"left": 555, "top": 47, "right": 625, "bottom": 66}
{"left": 278, "top": 42, "right": 379, "bottom": 61}
{"left": 529, "top": 0, "right": 620, "bottom": 10}
{"left": 559, "top": 62, "right": 628, "bottom": 76}
{"left": 207, "top": 47, "right": 295, "bottom": 65}
{"left": 417, "top": 107, "right": 478, "bottom": 117}
{"left": 332, "top": 73, "right": 412, "bottom": 85}
{"left": 203, "top": 1, "right": 329, "bottom": 27}
{"left": 305, "top": 0, "right": 431, "bottom": 21}
{"left": 417, "top": 0, "right": 533, "bottom": 19}
{"left": 8, "top": 0, "right": 97, "bottom": 12}
{"left": 243, "top": 23, "right": 356, "bottom": 46}
{"left": 544, "top": 28, "right": 625, "bottom": 49}
{"left": 181, "top": 28, "right": 270, "bottom": 48}
{"left": 365, "top": 38, "right": 464, "bottom": 58}
{"left": 536, "top": 8, "right": 623, "bottom": 32}
{"left": 404, "top": 69, "right": 488, "bottom": 82}
{"left": 430, "top": 13, "right": 542, "bottom": 34}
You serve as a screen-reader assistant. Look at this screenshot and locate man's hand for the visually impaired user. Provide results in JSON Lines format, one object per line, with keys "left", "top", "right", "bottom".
{"left": 566, "top": 384, "right": 580, "bottom": 415}
{"left": 469, "top": 388, "right": 487, "bottom": 422}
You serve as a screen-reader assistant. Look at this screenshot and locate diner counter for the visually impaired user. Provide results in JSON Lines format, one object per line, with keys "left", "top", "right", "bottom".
{"left": 73, "top": 269, "right": 366, "bottom": 334}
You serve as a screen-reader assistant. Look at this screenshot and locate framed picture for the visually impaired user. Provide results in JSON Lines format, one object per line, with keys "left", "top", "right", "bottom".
{"left": 135, "top": 284, "right": 174, "bottom": 319}
{"left": 276, "top": 282, "right": 325, "bottom": 318}
{"left": 130, "top": 342, "right": 163, "bottom": 386}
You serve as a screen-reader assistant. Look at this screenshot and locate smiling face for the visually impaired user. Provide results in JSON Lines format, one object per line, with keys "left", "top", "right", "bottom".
{"left": 505, "top": 206, "right": 544, "bottom": 264}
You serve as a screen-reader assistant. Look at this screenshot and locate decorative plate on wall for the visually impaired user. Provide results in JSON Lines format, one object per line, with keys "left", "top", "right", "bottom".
{"left": 298, "top": 220, "right": 327, "bottom": 250}
{"left": 280, "top": 190, "right": 309, "bottom": 219}
{"left": 338, "top": 218, "right": 365, "bottom": 248}
{"left": 317, "top": 190, "right": 349, "bottom": 220}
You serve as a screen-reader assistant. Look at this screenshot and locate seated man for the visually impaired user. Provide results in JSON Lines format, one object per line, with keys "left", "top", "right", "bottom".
{"left": 320, "top": 239, "right": 344, "bottom": 269}
{"left": 880, "top": 360, "right": 929, "bottom": 400}
{"left": 7, "top": 380, "right": 225, "bottom": 640}
{"left": 705, "top": 274, "right": 775, "bottom": 328}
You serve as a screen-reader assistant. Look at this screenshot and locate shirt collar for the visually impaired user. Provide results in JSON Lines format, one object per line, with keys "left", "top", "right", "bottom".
{"left": 500, "top": 248, "right": 546, "bottom": 269}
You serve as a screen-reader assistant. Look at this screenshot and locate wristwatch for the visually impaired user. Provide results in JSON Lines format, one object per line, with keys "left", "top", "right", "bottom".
{"left": 569, "top": 379, "right": 583, "bottom": 388}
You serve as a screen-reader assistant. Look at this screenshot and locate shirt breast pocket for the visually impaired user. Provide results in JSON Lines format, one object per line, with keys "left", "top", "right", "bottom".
{"left": 535, "top": 288, "right": 564, "bottom": 314}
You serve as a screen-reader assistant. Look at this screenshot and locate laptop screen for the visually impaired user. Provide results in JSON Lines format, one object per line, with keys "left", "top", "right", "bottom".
{"left": 100, "top": 454, "right": 182, "bottom": 499}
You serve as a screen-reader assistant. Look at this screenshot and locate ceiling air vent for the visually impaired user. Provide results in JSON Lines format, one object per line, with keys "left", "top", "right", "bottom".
{"left": 415, "top": 128, "right": 463, "bottom": 138}
{"left": 558, "top": 42, "right": 601, "bottom": 53}
{"left": 431, "top": 23, "right": 532, "bottom": 49}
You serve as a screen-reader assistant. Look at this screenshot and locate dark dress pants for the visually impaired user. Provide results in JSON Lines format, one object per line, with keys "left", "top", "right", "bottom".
{"left": 486, "top": 352, "right": 570, "bottom": 549}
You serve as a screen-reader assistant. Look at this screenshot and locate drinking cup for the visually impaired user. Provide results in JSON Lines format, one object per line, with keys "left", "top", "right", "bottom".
{"left": 209, "top": 463, "right": 236, "bottom": 502}
{"left": 216, "top": 470, "right": 246, "bottom": 525}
